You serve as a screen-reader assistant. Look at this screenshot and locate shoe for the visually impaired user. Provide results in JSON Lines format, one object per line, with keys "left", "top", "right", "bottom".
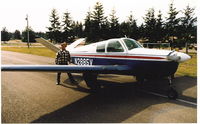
{"left": 56, "top": 81, "right": 60, "bottom": 85}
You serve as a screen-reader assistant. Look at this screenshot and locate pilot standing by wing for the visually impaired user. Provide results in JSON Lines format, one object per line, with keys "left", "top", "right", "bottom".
{"left": 55, "top": 42, "right": 76, "bottom": 85}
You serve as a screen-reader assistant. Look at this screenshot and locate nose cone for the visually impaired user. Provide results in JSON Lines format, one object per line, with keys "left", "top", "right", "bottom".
{"left": 177, "top": 52, "right": 191, "bottom": 62}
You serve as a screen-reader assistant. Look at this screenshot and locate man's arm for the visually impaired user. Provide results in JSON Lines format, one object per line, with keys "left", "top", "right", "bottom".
{"left": 55, "top": 52, "right": 60, "bottom": 64}
{"left": 67, "top": 51, "right": 72, "bottom": 63}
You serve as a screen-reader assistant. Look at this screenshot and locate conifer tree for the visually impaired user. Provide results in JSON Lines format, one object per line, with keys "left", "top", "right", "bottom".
{"left": 155, "top": 10, "right": 164, "bottom": 42}
{"left": 127, "top": 12, "right": 138, "bottom": 39}
{"left": 138, "top": 23, "right": 145, "bottom": 39}
{"left": 70, "top": 21, "right": 84, "bottom": 40}
{"left": 90, "top": 2, "right": 107, "bottom": 42}
{"left": 47, "top": 8, "right": 61, "bottom": 43}
{"left": 119, "top": 21, "right": 130, "bottom": 37}
{"left": 109, "top": 9, "right": 120, "bottom": 38}
{"left": 180, "top": 5, "right": 197, "bottom": 53}
{"left": 62, "top": 10, "right": 73, "bottom": 42}
{"left": 143, "top": 8, "right": 157, "bottom": 42}
{"left": 84, "top": 9, "right": 94, "bottom": 42}
{"left": 165, "top": 2, "right": 179, "bottom": 48}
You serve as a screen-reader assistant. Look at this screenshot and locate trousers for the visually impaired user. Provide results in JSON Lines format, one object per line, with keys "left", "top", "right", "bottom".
{"left": 57, "top": 72, "right": 75, "bottom": 83}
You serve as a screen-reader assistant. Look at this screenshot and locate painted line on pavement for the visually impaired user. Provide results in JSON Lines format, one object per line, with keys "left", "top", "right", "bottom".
{"left": 141, "top": 90, "right": 197, "bottom": 106}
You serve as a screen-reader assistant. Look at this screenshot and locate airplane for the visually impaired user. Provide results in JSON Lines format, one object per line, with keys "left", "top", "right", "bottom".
{"left": 1, "top": 37, "right": 191, "bottom": 99}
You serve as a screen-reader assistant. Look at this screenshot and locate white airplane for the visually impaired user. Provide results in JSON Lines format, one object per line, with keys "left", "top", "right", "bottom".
{"left": 1, "top": 37, "right": 191, "bottom": 99}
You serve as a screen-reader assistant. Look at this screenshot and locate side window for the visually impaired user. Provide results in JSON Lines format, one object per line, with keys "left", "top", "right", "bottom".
{"left": 107, "top": 40, "right": 124, "bottom": 52}
{"left": 96, "top": 43, "right": 105, "bottom": 52}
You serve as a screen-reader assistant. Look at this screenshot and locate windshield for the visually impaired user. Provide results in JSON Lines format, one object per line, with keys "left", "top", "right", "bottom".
{"left": 123, "top": 38, "right": 143, "bottom": 50}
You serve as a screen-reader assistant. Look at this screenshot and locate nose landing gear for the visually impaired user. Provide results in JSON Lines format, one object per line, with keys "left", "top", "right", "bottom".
{"left": 167, "top": 76, "right": 178, "bottom": 99}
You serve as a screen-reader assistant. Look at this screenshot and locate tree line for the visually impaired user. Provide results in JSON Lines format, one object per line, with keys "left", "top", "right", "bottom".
{"left": 1, "top": 27, "right": 46, "bottom": 43}
{"left": 1, "top": 2, "right": 197, "bottom": 48}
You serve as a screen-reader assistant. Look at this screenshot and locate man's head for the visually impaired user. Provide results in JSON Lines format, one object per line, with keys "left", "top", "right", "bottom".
{"left": 60, "top": 42, "right": 67, "bottom": 50}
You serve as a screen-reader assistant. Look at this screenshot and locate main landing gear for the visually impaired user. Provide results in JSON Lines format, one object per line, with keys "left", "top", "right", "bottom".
{"left": 167, "top": 76, "right": 178, "bottom": 100}
{"left": 83, "top": 73, "right": 100, "bottom": 92}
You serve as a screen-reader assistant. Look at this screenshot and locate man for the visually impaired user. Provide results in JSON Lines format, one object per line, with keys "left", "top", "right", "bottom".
{"left": 55, "top": 42, "right": 76, "bottom": 85}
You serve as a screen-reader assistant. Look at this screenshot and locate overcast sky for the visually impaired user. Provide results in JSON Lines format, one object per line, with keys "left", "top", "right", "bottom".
{"left": 0, "top": 0, "right": 198, "bottom": 32}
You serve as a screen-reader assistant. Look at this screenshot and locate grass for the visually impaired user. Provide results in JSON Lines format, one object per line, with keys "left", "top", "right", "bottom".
{"left": 1, "top": 46, "right": 197, "bottom": 77}
{"left": 1, "top": 39, "right": 43, "bottom": 46}
{"left": 1, "top": 43, "right": 42, "bottom": 46}
{"left": 176, "top": 53, "right": 197, "bottom": 77}
{"left": 1, "top": 47, "right": 56, "bottom": 58}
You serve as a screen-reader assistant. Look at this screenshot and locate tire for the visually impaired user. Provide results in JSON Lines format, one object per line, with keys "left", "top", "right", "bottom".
{"left": 83, "top": 73, "right": 100, "bottom": 92}
{"left": 167, "top": 88, "right": 178, "bottom": 100}
{"left": 136, "top": 76, "right": 145, "bottom": 83}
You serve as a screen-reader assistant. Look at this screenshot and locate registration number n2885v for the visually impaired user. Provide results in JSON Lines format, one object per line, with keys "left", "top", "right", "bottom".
{"left": 74, "top": 58, "right": 93, "bottom": 65}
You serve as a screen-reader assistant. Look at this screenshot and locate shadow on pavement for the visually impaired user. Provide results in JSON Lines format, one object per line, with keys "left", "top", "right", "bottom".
{"left": 32, "top": 75, "right": 196, "bottom": 123}
{"left": 139, "top": 76, "right": 197, "bottom": 103}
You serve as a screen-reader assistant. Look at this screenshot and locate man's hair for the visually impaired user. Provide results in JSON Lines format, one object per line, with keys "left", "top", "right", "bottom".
{"left": 61, "top": 42, "right": 67, "bottom": 46}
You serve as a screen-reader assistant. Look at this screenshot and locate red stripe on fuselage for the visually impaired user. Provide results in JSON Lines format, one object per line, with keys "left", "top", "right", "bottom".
{"left": 71, "top": 54, "right": 165, "bottom": 60}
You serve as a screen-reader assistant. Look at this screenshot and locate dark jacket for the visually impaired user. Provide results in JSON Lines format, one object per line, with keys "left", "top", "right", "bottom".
{"left": 55, "top": 49, "right": 71, "bottom": 65}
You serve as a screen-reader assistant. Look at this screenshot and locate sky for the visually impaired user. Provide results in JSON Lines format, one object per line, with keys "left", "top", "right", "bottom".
{"left": 0, "top": 0, "right": 198, "bottom": 32}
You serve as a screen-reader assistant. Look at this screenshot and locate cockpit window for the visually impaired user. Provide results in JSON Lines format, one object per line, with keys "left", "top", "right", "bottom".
{"left": 107, "top": 40, "right": 124, "bottom": 52}
{"left": 123, "top": 38, "right": 143, "bottom": 50}
{"left": 96, "top": 43, "right": 105, "bottom": 52}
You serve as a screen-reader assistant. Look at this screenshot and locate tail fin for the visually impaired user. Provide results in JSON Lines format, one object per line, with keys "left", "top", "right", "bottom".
{"left": 66, "top": 38, "right": 85, "bottom": 50}
{"left": 35, "top": 38, "right": 59, "bottom": 53}
{"left": 35, "top": 37, "right": 86, "bottom": 52}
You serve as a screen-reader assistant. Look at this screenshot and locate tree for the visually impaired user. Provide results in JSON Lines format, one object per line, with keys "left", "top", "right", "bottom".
{"left": 138, "top": 23, "right": 145, "bottom": 39}
{"left": 100, "top": 17, "right": 110, "bottom": 40}
{"left": 165, "top": 2, "right": 180, "bottom": 48}
{"left": 119, "top": 12, "right": 138, "bottom": 39}
{"left": 35, "top": 32, "right": 48, "bottom": 39}
{"left": 109, "top": 8, "right": 120, "bottom": 38}
{"left": 22, "top": 28, "right": 36, "bottom": 42}
{"left": 127, "top": 12, "right": 139, "bottom": 39}
{"left": 47, "top": 8, "right": 61, "bottom": 43}
{"left": 143, "top": 8, "right": 157, "bottom": 42}
{"left": 84, "top": 9, "right": 93, "bottom": 41}
{"left": 180, "top": 5, "right": 197, "bottom": 53}
{"left": 62, "top": 10, "right": 73, "bottom": 42}
{"left": 90, "top": 2, "right": 107, "bottom": 42}
{"left": 119, "top": 21, "right": 130, "bottom": 37}
{"left": 91, "top": 2, "right": 106, "bottom": 25}
{"left": 1, "top": 27, "right": 10, "bottom": 42}
{"left": 13, "top": 30, "right": 21, "bottom": 39}
{"left": 71, "top": 21, "right": 84, "bottom": 39}
{"left": 155, "top": 10, "right": 164, "bottom": 42}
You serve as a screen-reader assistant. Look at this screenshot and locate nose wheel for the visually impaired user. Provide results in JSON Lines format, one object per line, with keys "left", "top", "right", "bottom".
{"left": 167, "top": 76, "right": 178, "bottom": 99}
{"left": 167, "top": 87, "right": 178, "bottom": 99}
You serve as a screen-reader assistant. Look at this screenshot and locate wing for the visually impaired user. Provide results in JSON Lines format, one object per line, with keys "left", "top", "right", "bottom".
{"left": 1, "top": 65, "right": 131, "bottom": 74}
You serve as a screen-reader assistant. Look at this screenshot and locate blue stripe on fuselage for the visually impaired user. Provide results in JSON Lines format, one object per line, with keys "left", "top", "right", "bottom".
{"left": 71, "top": 56, "right": 179, "bottom": 77}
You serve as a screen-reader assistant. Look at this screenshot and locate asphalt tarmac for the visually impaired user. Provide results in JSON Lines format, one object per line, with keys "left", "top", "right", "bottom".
{"left": 1, "top": 51, "right": 197, "bottom": 123}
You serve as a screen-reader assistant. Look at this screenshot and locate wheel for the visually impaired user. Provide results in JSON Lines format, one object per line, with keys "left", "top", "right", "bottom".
{"left": 83, "top": 73, "right": 100, "bottom": 92}
{"left": 167, "top": 88, "right": 178, "bottom": 100}
{"left": 136, "top": 76, "right": 145, "bottom": 83}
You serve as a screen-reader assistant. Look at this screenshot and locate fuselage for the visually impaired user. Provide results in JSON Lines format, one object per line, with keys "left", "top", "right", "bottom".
{"left": 68, "top": 38, "right": 190, "bottom": 78}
